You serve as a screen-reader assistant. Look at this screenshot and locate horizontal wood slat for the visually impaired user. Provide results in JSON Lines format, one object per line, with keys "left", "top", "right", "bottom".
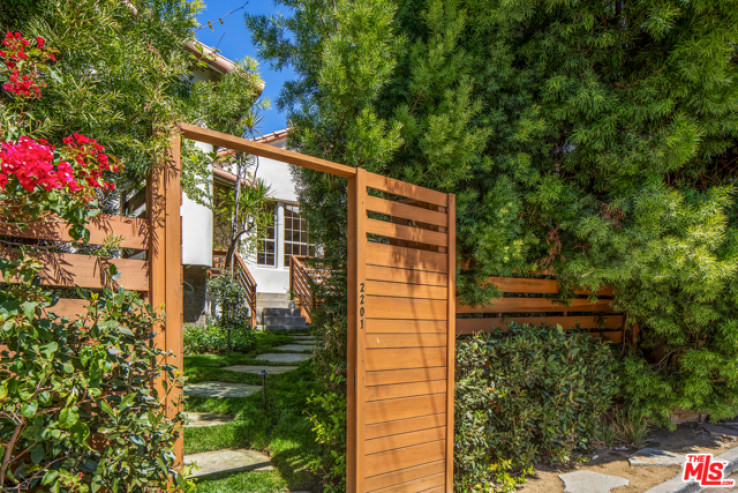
{"left": 484, "top": 276, "right": 614, "bottom": 297}
{"left": 457, "top": 297, "right": 613, "bottom": 314}
{"left": 0, "top": 215, "right": 149, "bottom": 250}
{"left": 0, "top": 252, "right": 149, "bottom": 291}
{"left": 366, "top": 426, "right": 446, "bottom": 455}
{"left": 365, "top": 172, "right": 448, "bottom": 207}
{"left": 365, "top": 333, "right": 447, "bottom": 349}
{"left": 365, "top": 414, "right": 446, "bottom": 441}
{"left": 44, "top": 298, "right": 91, "bottom": 321}
{"left": 365, "top": 394, "right": 446, "bottom": 425}
{"left": 366, "top": 196, "right": 447, "bottom": 227}
{"left": 366, "top": 265, "right": 447, "bottom": 287}
{"left": 366, "top": 380, "right": 447, "bottom": 402}
{"left": 364, "top": 280, "right": 446, "bottom": 300}
{"left": 363, "top": 439, "right": 446, "bottom": 477}
{"left": 366, "top": 296, "right": 447, "bottom": 321}
{"left": 366, "top": 368, "right": 448, "bottom": 387}
{"left": 366, "top": 218, "right": 447, "bottom": 248}
{"left": 365, "top": 319, "right": 448, "bottom": 334}
{"left": 365, "top": 460, "right": 446, "bottom": 492}
{"left": 366, "top": 243, "right": 447, "bottom": 273}
{"left": 366, "top": 347, "right": 446, "bottom": 372}
{"left": 369, "top": 472, "right": 445, "bottom": 493}
{"left": 457, "top": 315, "right": 626, "bottom": 334}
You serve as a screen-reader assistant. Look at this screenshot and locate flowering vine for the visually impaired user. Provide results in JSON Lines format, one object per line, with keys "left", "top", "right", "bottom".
{"left": 0, "top": 32, "right": 56, "bottom": 99}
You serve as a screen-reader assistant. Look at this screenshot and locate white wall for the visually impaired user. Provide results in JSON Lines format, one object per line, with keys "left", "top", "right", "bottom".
{"left": 243, "top": 137, "right": 300, "bottom": 294}
{"left": 181, "top": 141, "right": 213, "bottom": 267}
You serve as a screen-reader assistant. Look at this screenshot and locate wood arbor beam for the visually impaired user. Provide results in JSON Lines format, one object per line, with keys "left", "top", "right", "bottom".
{"left": 177, "top": 123, "right": 357, "bottom": 179}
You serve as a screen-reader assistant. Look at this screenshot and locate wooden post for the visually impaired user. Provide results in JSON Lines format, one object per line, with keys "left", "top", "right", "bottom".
{"left": 148, "top": 132, "right": 184, "bottom": 466}
{"left": 445, "top": 194, "right": 456, "bottom": 492}
{"left": 346, "top": 172, "right": 357, "bottom": 493}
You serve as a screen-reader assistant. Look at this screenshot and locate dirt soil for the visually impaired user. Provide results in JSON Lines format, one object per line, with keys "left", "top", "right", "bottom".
{"left": 519, "top": 424, "right": 738, "bottom": 493}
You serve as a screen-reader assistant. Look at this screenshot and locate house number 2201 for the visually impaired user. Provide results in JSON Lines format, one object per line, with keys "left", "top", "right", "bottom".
{"left": 359, "top": 282, "right": 365, "bottom": 329}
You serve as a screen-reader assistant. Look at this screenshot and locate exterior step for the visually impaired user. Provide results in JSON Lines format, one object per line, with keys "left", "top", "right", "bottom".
{"left": 262, "top": 315, "right": 309, "bottom": 330}
{"left": 262, "top": 307, "right": 302, "bottom": 317}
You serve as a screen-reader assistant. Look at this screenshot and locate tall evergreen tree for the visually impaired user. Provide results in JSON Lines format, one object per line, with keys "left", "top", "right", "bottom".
{"left": 249, "top": 0, "right": 738, "bottom": 483}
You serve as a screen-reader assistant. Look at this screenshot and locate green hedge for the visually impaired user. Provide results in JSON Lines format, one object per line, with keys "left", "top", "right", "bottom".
{"left": 455, "top": 323, "right": 619, "bottom": 492}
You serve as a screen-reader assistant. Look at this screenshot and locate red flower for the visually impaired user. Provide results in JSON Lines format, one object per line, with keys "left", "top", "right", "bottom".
{"left": 36, "top": 36, "right": 45, "bottom": 48}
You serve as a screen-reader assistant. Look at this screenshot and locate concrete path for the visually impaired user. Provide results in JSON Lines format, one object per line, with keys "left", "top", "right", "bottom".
{"left": 222, "top": 364, "right": 299, "bottom": 375}
{"left": 185, "top": 448, "right": 273, "bottom": 479}
{"left": 186, "top": 412, "right": 234, "bottom": 428}
{"left": 254, "top": 352, "right": 312, "bottom": 364}
{"left": 559, "top": 470, "right": 628, "bottom": 493}
{"left": 645, "top": 444, "right": 738, "bottom": 492}
{"left": 184, "top": 382, "right": 261, "bottom": 398}
{"left": 273, "top": 344, "right": 315, "bottom": 352}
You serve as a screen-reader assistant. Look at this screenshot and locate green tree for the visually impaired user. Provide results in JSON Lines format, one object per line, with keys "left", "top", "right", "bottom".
{"left": 249, "top": 0, "right": 738, "bottom": 483}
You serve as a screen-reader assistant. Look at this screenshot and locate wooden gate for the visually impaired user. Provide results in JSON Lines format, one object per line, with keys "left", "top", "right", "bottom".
{"left": 347, "top": 169, "right": 455, "bottom": 493}
{"left": 175, "top": 125, "right": 456, "bottom": 492}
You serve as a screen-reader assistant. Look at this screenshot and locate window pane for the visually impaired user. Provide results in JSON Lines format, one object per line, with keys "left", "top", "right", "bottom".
{"left": 257, "top": 203, "right": 277, "bottom": 266}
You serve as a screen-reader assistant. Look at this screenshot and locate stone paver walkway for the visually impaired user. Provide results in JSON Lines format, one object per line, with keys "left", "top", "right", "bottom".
{"left": 186, "top": 412, "right": 234, "bottom": 428}
{"left": 273, "top": 344, "right": 315, "bottom": 352}
{"left": 184, "top": 382, "right": 260, "bottom": 398}
{"left": 222, "top": 364, "right": 299, "bottom": 375}
{"left": 559, "top": 470, "right": 628, "bottom": 493}
{"left": 254, "top": 352, "right": 312, "bottom": 364}
{"left": 185, "top": 448, "right": 273, "bottom": 479}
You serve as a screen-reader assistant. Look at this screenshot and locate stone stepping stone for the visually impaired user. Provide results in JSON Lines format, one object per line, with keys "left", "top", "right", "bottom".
{"left": 186, "top": 412, "right": 234, "bottom": 428}
{"left": 293, "top": 336, "right": 316, "bottom": 342}
{"left": 222, "top": 365, "right": 299, "bottom": 375}
{"left": 629, "top": 448, "right": 683, "bottom": 466}
{"left": 184, "top": 382, "right": 260, "bottom": 399}
{"left": 254, "top": 352, "right": 312, "bottom": 364}
{"left": 273, "top": 344, "right": 315, "bottom": 353}
{"left": 185, "top": 448, "right": 273, "bottom": 479}
{"left": 559, "top": 470, "right": 628, "bottom": 493}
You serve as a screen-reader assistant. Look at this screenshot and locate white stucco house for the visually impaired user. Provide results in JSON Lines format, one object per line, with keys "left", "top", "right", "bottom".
{"left": 178, "top": 47, "right": 308, "bottom": 325}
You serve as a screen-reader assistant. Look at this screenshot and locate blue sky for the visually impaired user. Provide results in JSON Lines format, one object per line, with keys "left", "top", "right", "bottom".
{"left": 194, "top": 0, "right": 294, "bottom": 135}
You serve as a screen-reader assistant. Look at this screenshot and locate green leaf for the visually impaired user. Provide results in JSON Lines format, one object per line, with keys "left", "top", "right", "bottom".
{"left": 30, "top": 445, "right": 45, "bottom": 464}
{"left": 70, "top": 421, "right": 90, "bottom": 443}
{"left": 21, "top": 401, "right": 38, "bottom": 418}
{"left": 21, "top": 301, "right": 37, "bottom": 320}
{"left": 59, "top": 407, "right": 79, "bottom": 429}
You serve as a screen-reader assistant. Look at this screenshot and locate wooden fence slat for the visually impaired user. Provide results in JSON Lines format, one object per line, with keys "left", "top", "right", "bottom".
{"left": 366, "top": 218, "right": 448, "bottom": 248}
{"left": 365, "top": 319, "right": 448, "bottom": 334}
{"left": 365, "top": 380, "right": 447, "bottom": 401}
{"left": 44, "top": 298, "right": 91, "bottom": 320}
{"left": 366, "top": 243, "right": 447, "bottom": 274}
{"left": 365, "top": 460, "right": 446, "bottom": 492}
{"left": 366, "top": 196, "right": 447, "bottom": 227}
{"left": 483, "top": 276, "right": 614, "bottom": 297}
{"left": 0, "top": 214, "right": 149, "bottom": 250}
{"left": 366, "top": 296, "right": 447, "bottom": 321}
{"left": 0, "top": 252, "right": 149, "bottom": 291}
{"left": 365, "top": 414, "right": 446, "bottom": 441}
{"left": 365, "top": 394, "right": 447, "bottom": 425}
{"left": 366, "top": 265, "right": 447, "bottom": 287}
{"left": 365, "top": 426, "right": 446, "bottom": 455}
{"left": 363, "top": 439, "right": 446, "bottom": 477}
{"left": 365, "top": 347, "right": 447, "bottom": 372}
{"left": 365, "top": 333, "right": 447, "bottom": 349}
{"left": 456, "top": 315, "right": 626, "bottom": 334}
{"left": 365, "top": 172, "right": 448, "bottom": 207}
{"left": 365, "top": 368, "right": 448, "bottom": 387}
{"left": 457, "top": 297, "right": 614, "bottom": 314}
{"left": 363, "top": 280, "right": 447, "bottom": 300}
{"left": 368, "top": 472, "right": 445, "bottom": 493}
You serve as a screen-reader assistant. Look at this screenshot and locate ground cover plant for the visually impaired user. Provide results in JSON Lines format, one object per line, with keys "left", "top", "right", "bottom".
{"left": 0, "top": 32, "right": 190, "bottom": 492}
{"left": 183, "top": 331, "right": 321, "bottom": 492}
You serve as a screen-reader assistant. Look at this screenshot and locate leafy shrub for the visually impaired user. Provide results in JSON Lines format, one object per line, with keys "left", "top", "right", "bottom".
{"left": 207, "top": 273, "right": 251, "bottom": 332}
{"left": 0, "top": 32, "right": 190, "bottom": 492}
{"left": 455, "top": 323, "right": 619, "bottom": 491}
{"left": 183, "top": 321, "right": 255, "bottom": 355}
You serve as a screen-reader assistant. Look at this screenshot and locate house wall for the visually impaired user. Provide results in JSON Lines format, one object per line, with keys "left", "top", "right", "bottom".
{"left": 243, "top": 137, "right": 300, "bottom": 297}
{"left": 181, "top": 141, "right": 213, "bottom": 267}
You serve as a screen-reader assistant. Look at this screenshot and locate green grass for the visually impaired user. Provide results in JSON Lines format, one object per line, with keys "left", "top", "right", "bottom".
{"left": 184, "top": 331, "right": 321, "bottom": 492}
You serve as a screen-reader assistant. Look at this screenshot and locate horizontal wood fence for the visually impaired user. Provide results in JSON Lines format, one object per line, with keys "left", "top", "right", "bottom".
{"left": 457, "top": 276, "right": 626, "bottom": 343}
{"left": 0, "top": 136, "right": 184, "bottom": 461}
{"left": 210, "top": 249, "right": 257, "bottom": 328}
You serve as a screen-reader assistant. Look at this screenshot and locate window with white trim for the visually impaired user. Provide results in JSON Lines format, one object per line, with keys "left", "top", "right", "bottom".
{"left": 283, "top": 204, "right": 314, "bottom": 264}
{"left": 257, "top": 202, "right": 277, "bottom": 267}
